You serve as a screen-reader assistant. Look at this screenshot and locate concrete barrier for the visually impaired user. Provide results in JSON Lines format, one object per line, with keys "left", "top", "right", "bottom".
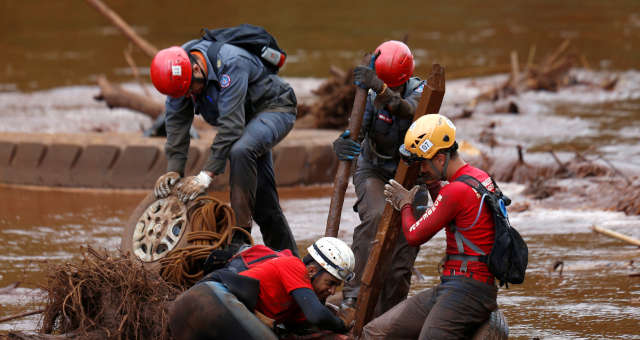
{"left": 71, "top": 144, "right": 121, "bottom": 188}
{"left": 39, "top": 144, "right": 82, "bottom": 186}
{"left": 0, "top": 141, "right": 16, "bottom": 183}
{"left": 273, "top": 145, "right": 308, "bottom": 186}
{"left": 109, "top": 145, "right": 161, "bottom": 188}
{"left": 0, "top": 129, "right": 340, "bottom": 190}
{"left": 5, "top": 142, "right": 46, "bottom": 185}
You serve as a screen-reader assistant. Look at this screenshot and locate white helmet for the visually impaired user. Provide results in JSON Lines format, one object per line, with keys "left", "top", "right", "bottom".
{"left": 307, "top": 237, "right": 355, "bottom": 282}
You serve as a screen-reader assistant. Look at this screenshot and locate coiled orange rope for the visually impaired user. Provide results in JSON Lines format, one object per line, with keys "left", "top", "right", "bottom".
{"left": 158, "top": 195, "right": 252, "bottom": 288}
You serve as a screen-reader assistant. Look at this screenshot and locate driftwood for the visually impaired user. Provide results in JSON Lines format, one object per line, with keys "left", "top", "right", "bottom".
{"left": 592, "top": 226, "right": 640, "bottom": 247}
{"left": 460, "top": 40, "right": 618, "bottom": 117}
{"left": 85, "top": 0, "right": 157, "bottom": 58}
{"left": 0, "top": 310, "right": 44, "bottom": 324}
{"left": 94, "top": 76, "right": 164, "bottom": 119}
{"left": 93, "top": 76, "right": 210, "bottom": 130}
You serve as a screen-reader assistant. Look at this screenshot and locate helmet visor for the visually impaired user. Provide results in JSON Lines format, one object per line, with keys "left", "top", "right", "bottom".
{"left": 312, "top": 243, "right": 355, "bottom": 282}
{"left": 399, "top": 144, "right": 424, "bottom": 164}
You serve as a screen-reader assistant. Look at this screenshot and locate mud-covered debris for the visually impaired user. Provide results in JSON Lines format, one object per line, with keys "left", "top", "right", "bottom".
{"left": 460, "top": 40, "right": 617, "bottom": 116}
{"left": 523, "top": 178, "right": 564, "bottom": 199}
{"left": 614, "top": 184, "right": 640, "bottom": 216}
{"left": 509, "top": 202, "right": 530, "bottom": 213}
{"left": 40, "top": 247, "right": 180, "bottom": 340}
{"left": 491, "top": 145, "right": 556, "bottom": 183}
{"left": 295, "top": 66, "right": 356, "bottom": 129}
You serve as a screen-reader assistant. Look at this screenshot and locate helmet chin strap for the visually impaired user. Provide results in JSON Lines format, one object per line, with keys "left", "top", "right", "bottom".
{"left": 426, "top": 153, "right": 450, "bottom": 181}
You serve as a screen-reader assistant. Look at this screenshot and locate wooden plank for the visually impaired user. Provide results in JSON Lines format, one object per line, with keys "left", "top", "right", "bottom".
{"left": 353, "top": 64, "right": 445, "bottom": 337}
{"left": 325, "top": 55, "right": 372, "bottom": 237}
{"left": 592, "top": 225, "right": 640, "bottom": 247}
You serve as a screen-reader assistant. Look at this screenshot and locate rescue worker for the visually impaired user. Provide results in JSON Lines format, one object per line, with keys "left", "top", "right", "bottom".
{"left": 168, "top": 237, "right": 356, "bottom": 340}
{"left": 149, "top": 34, "right": 298, "bottom": 255}
{"left": 332, "top": 40, "right": 427, "bottom": 314}
{"left": 363, "top": 114, "right": 498, "bottom": 339}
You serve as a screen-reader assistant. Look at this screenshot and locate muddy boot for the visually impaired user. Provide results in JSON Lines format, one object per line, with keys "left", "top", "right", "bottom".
{"left": 229, "top": 228, "right": 252, "bottom": 254}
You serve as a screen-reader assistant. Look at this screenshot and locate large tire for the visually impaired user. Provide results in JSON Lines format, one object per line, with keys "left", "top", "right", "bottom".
{"left": 120, "top": 190, "right": 193, "bottom": 272}
{"left": 472, "top": 309, "right": 509, "bottom": 340}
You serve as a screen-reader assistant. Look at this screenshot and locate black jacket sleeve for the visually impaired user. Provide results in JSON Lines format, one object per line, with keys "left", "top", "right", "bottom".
{"left": 290, "top": 288, "right": 348, "bottom": 333}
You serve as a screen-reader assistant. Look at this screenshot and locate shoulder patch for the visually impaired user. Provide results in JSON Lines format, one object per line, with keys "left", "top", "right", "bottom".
{"left": 220, "top": 74, "right": 231, "bottom": 88}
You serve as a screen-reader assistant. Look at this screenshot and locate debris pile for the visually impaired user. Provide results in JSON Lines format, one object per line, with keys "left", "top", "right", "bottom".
{"left": 455, "top": 40, "right": 618, "bottom": 119}
{"left": 296, "top": 66, "right": 356, "bottom": 129}
{"left": 40, "top": 247, "right": 180, "bottom": 340}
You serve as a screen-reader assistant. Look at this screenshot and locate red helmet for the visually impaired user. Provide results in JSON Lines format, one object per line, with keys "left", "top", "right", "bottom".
{"left": 150, "top": 46, "right": 192, "bottom": 98}
{"left": 374, "top": 40, "right": 415, "bottom": 88}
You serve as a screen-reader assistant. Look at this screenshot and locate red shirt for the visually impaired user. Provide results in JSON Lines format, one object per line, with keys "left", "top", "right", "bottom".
{"left": 401, "top": 164, "right": 495, "bottom": 280}
{"left": 239, "top": 256, "right": 313, "bottom": 323}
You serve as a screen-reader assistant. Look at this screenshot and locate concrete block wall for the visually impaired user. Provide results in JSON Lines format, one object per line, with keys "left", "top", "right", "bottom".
{"left": 0, "top": 133, "right": 339, "bottom": 190}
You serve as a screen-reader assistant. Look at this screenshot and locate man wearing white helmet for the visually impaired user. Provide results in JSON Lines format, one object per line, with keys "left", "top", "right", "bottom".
{"left": 168, "top": 237, "right": 355, "bottom": 340}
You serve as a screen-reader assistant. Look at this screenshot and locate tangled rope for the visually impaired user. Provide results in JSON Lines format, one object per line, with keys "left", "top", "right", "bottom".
{"left": 159, "top": 195, "right": 252, "bottom": 288}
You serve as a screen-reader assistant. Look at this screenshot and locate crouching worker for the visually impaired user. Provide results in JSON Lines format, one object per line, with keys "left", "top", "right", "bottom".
{"left": 363, "top": 114, "right": 498, "bottom": 339}
{"left": 169, "top": 237, "right": 356, "bottom": 340}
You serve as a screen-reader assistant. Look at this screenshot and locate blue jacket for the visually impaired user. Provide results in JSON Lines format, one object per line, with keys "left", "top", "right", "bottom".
{"left": 164, "top": 39, "right": 297, "bottom": 175}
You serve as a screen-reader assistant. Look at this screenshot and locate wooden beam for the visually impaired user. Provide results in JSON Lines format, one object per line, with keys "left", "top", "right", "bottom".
{"left": 353, "top": 64, "right": 445, "bottom": 337}
{"left": 592, "top": 225, "right": 640, "bottom": 247}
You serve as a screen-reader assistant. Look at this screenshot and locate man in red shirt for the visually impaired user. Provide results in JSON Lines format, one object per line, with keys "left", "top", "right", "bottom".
{"left": 168, "top": 237, "right": 355, "bottom": 340}
{"left": 363, "top": 114, "right": 498, "bottom": 339}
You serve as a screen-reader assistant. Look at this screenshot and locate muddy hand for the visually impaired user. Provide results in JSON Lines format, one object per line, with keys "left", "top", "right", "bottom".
{"left": 154, "top": 171, "right": 181, "bottom": 198}
{"left": 337, "top": 305, "right": 356, "bottom": 330}
{"left": 384, "top": 179, "right": 420, "bottom": 211}
{"left": 175, "top": 171, "right": 213, "bottom": 202}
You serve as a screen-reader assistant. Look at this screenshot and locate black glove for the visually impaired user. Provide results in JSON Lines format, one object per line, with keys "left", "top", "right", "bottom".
{"left": 202, "top": 248, "right": 234, "bottom": 274}
{"left": 332, "top": 130, "right": 361, "bottom": 161}
{"left": 353, "top": 65, "right": 384, "bottom": 93}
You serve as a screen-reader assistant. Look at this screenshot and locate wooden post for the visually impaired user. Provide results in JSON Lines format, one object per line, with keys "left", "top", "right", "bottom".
{"left": 353, "top": 64, "right": 445, "bottom": 337}
{"left": 324, "top": 57, "right": 371, "bottom": 237}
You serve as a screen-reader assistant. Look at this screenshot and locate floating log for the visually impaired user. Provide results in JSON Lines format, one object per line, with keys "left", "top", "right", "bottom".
{"left": 592, "top": 225, "right": 640, "bottom": 247}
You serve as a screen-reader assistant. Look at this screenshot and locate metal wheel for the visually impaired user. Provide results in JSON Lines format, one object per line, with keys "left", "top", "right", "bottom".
{"left": 131, "top": 196, "right": 187, "bottom": 262}
{"left": 121, "top": 191, "right": 194, "bottom": 270}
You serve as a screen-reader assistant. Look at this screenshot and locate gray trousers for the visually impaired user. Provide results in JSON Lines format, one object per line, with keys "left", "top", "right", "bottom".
{"left": 342, "top": 157, "right": 420, "bottom": 316}
{"left": 229, "top": 111, "right": 298, "bottom": 256}
{"left": 363, "top": 276, "right": 498, "bottom": 340}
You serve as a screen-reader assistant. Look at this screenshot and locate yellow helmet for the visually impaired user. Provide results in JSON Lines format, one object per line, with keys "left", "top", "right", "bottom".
{"left": 401, "top": 114, "right": 456, "bottom": 160}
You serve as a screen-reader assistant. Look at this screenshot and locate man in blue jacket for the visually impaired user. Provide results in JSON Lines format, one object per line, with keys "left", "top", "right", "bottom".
{"left": 149, "top": 27, "right": 298, "bottom": 255}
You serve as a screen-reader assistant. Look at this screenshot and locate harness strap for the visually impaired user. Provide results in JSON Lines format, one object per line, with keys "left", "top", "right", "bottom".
{"left": 448, "top": 176, "right": 489, "bottom": 272}
{"left": 246, "top": 254, "right": 278, "bottom": 266}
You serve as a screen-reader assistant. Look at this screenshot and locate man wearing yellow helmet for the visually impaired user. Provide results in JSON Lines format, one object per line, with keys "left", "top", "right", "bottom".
{"left": 364, "top": 114, "right": 499, "bottom": 339}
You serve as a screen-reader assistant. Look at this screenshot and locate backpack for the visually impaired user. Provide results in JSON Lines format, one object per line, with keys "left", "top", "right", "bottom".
{"left": 450, "top": 175, "right": 528, "bottom": 287}
{"left": 197, "top": 24, "right": 287, "bottom": 75}
{"left": 228, "top": 244, "right": 294, "bottom": 272}
{"left": 202, "top": 244, "right": 294, "bottom": 275}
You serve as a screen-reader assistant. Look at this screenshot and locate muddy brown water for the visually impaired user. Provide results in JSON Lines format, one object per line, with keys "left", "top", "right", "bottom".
{"left": 1, "top": 0, "right": 640, "bottom": 339}
{"left": 1, "top": 183, "right": 639, "bottom": 339}
{"left": 1, "top": 0, "right": 639, "bottom": 92}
